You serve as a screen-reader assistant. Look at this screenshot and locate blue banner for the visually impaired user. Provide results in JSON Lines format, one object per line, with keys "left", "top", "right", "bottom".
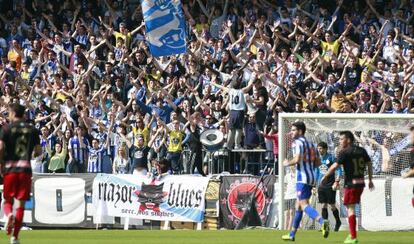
{"left": 141, "top": 0, "right": 187, "bottom": 57}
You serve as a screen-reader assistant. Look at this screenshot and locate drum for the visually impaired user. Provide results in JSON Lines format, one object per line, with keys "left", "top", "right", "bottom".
{"left": 200, "top": 129, "right": 224, "bottom": 151}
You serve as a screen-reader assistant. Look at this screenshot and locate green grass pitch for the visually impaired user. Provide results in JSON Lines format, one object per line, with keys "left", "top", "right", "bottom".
{"left": 1, "top": 230, "right": 414, "bottom": 244}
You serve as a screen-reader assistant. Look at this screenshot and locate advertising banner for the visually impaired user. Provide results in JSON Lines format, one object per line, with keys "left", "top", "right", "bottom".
{"left": 219, "top": 175, "right": 276, "bottom": 229}
{"left": 93, "top": 174, "right": 210, "bottom": 222}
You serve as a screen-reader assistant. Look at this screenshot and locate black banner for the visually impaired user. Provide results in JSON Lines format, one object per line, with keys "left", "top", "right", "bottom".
{"left": 219, "top": 175, "right": 276, "bottom": 229}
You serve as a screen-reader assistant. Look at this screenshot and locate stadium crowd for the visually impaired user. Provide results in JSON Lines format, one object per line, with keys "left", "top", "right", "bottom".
{"left": 0, "top": 0, "right": 414, "bottom": 175}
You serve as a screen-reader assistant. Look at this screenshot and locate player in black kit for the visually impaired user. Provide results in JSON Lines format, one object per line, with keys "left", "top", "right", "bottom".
{"left": 0, "top": 104, "right": 42, "bottom": 244}
{"left": 322, "top": 131, "right": 374, "bottom": 244}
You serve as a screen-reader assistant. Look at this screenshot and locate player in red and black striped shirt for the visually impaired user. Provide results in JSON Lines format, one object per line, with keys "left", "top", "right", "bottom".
{"left": 322, "top": 131, "right": 374, "bottom": 244}
{"left": 0, "top": 104, "right": 41, "bottom": 244}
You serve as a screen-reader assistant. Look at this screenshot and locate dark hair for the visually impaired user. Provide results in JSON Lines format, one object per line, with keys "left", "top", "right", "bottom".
{"left": 410, "top": 125, "right": 414, "bottom": 131}
{"left": 51, "top": 141, "right": 62, "bottom": 158}
{"left": 158, "top": 158, "right": 171, "bottom": 174}
{"left": 392, "top": 99, "right": 401, "bottom": 104}
{"left": 292, "top": 121, "right": 306, "bottom": 134}
{"left": 317, "top": 141, "right": 328, "bottom": 149}
{"left": 9, "top": 103, "right": 25, "bottom": 118}
{"left": 339, "top": 131, "right": 355, "bottom": 143}
{"left": 231, "top": 80, "right": 241, "bottom": 89}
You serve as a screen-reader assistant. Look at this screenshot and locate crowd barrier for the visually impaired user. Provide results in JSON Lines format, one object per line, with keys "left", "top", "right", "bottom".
{"left": 0, "top": 174, "right": 413, "bottom": 231}
{"left": 183, "top": 148, "right": 276, "bottom": 175}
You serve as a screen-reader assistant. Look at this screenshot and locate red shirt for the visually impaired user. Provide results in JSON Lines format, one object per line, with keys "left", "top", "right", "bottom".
{"left": 264, "top": 133, "right": 278, "bottom": 155}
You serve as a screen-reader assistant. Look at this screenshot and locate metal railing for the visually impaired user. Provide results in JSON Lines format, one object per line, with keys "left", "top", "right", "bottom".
{"left": 182, "top": 147, "right": 277, "bottom": 175}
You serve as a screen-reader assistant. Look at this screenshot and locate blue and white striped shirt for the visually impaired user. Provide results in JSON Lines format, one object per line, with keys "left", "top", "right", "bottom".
{"left": 75, "top": 34, "right": 88, "bottom": 46}
{"left": 292, "top": 136, "right": 319, "bottom": 186}
{"left": 87, "top": 146, "right": 106, "bottom": 173}
{"left": 68, "top": 136, "right": 89, "bottom": 164}
{"left": 41, "top": 134, "right": 57, "bottom": 160}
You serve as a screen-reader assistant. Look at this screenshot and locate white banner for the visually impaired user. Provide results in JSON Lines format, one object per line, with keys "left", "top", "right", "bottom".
{"left": 92, "top": 174, "right": 210, "bottom": 222}
{"left": 361, "top": 178, "right": 414, "bottom": 231}
{"left": 34, "top": 177, "right": 86, "bottom": 224}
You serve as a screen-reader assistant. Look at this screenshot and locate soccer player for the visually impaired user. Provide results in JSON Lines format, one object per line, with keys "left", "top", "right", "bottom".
{"left": 315, "top": 142, "right": 342, "bottom": 231}
{"left": 282, "top": 121, "right": 330, "bottom": 241}
{"left": 0, "top": 104, "right": 42, "bottom": 244}
{"left": 322, "top": 131, "right": 374, "bottom": 244}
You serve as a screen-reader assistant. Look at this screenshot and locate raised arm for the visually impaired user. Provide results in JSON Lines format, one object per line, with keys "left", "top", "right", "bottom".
{"left": 196, "top": 0, "right": 210, "bottom": 18}
{"left": 130, "top": 21, "right": 145, "bottom": 36}
{"left": 365, "top": 0, "right": 382, "bottom": 20}
{"left": 211, "top": 77, "right": 230, "bottom": 93}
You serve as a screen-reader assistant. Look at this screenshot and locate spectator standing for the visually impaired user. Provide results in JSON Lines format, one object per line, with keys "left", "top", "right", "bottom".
{"left": 68, "top": 126, "right": 89, "bottom": 173}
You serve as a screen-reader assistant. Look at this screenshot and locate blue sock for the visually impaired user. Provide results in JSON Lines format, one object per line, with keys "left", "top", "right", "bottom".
{"left": 290, "top": 210, "right": 303, "bottom": 237}
{"left": 304, "top": 205, "right": 324, "bottom": 224}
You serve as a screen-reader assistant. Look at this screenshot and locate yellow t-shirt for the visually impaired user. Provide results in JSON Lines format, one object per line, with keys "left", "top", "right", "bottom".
{"left": 114, "top": 31, "right": 133, "bottom": 48}
{"left": 54, "top": 92, "right": 67, "bottom": 101}
{"left": 195, "top": 23, "right": 209, "bottom": 33}
{"left": 132, "top": 126, "right": 149, "bottom": 146}
{"left": 250, "top": 44, "right": 258, "bottom": 55}
{"left": 168, "top": 130, "right": 183, "bottom": 152}
{"left": 301, "top": 96, "right": 322, "bottom": 108}
{"left": 321, "top": 40, "right": 340, "bottom": 61}
{"left": 8, "top": 50, "right": 22, "bottom": 71}
{"left": 358, "top": 58, "right": 375, "bottom": 72}
{"left": 331, "top": 93, "right": 354, "bottom": 111}
{"left": 20, "top": 71, "right": 29, "bottom": 82}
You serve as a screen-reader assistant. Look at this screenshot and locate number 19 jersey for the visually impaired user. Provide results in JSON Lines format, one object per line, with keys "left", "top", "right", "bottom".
{"left": 229, "top": 88, "right": 246, "bottom": 111}
{"left": 337, "top": 145, "right": 371, "bottom": 188}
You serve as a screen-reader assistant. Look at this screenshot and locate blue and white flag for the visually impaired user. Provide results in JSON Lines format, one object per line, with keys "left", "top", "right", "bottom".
{"left": 141, "top": 0, "right": 187, "bottom": 57}
{"left": 389, "top": 135, "right": 411, "bottom": 157}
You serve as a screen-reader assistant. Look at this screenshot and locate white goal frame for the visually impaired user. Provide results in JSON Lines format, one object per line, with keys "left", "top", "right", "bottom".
{"left": 277, "top": 113, "right": 414, "bottom": 230}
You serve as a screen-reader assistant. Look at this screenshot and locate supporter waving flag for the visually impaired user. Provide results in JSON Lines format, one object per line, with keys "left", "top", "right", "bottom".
{"left": 141, "top": 0, "right": 187, "bottom": 57}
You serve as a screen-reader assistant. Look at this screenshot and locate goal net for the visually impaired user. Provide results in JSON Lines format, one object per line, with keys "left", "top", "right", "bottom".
{"left": 277, "top": 113, "right": 414, "bottom": 231}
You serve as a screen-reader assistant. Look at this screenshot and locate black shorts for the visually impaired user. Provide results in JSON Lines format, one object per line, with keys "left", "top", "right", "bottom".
{"left": 229, "top": 110, "right": 245, "bottom": 129}
{"left": 318, "top": 187, "right": 336, "bottom": 204}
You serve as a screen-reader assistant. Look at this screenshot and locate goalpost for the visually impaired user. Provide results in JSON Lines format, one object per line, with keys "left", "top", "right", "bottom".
{"left": 278, "top": 113, "right": 414, "bottom": 231}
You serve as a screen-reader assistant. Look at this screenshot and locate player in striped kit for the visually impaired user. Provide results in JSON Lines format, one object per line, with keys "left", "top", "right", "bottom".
{"left": 282, "top": 121, "right": 329, "bottom": 241}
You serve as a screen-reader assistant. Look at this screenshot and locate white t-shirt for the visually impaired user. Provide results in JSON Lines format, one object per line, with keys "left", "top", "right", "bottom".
{"left": 114, "top": 157, "right": 129, "bottom": 174}
{"left": 228, "top": 88, "right": 246, "bottom": 111}
{"left": 383, "top": 44, "right": 399, "bottom": 64}
{"left": 245, "top": 94, "right": 258, "bottom": 115}
{"left": 284, "top": 170, "right": 297, "bottom": 200}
